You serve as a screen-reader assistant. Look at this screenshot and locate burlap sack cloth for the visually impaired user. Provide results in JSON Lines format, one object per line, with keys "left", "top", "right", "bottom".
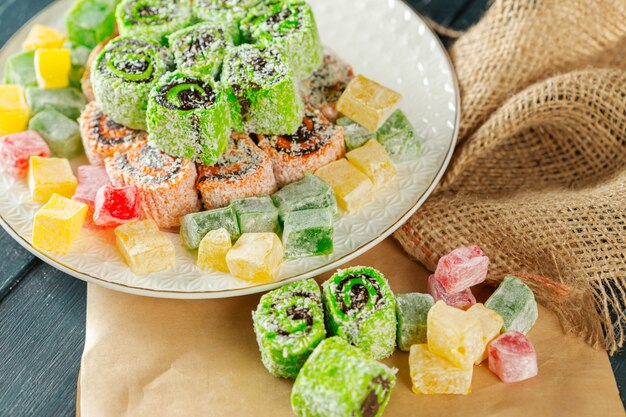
{"left": 395, "top": 0, "right": 626, "bottom": 354}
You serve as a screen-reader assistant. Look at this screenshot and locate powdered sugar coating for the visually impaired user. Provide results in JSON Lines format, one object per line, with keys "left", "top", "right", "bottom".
{"left": 116, "top": 0, "right": 192, "bottom": 44}
{"left": 93, "top": 185, "right": 142, "bottom": 227}
{"left": 427, "top": 274, "right": 476, "bottom": 310}
{"left": 434, "top": 245, "right": 489, "bottom": 293}
{"left": 196, "top": 132, "right": 277, "bottom": 209}
{"left": 73, "top": 165, "right": 111, "bottom": 229}
{"left": 0, "top": 131, "right": 50, "bottom": 178}
{"left": 105, "top": 141, "right": 200, "bottom": 228}
{"left": 488, "top": 331, "right": 538, "bottom": 383}
{"left": 80, "top": 101, "right": 148, "bottom": 165}
{"left": 258, "top": 106, "right": 345, "bottom": 188}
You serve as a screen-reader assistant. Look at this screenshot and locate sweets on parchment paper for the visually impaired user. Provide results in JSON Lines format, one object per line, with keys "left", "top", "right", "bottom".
{"left": 258, "top": 106, "right": 345, "bottom": 188}
{"left": 434, "top": 245, "right": 490, "bottom": 293}
{"left": 253, "top": 279, "right": 326, "bottom": 378}
{"left": 196, "top": 133, "right": 277, "bottom": 210}
{"left": 427, "top": 274, "right": 476, "bottom": 310}
{"left": 395, "top": 292, "right": 434, "bottom": 351}
{"left": 488, "top": 331, "right": 538, "bottom": 383}
{"left": 409, "top": 344, "right": 473, "bottom": 395}
{"left": 322, "top": 266, "right": 397, "bottom": 359}
{"left": 485, "top": 275, "right": 538, "bottom": 334}
{"left": 467, "top": 303, "right": 504, "bottom": 364}
{"left": 291, "top": 336, "right": 396, "bottom": 417}
{"left": 105, "top": 141, "right": 200, "bottom": 229}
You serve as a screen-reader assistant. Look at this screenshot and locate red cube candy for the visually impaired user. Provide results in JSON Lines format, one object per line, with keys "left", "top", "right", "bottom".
{"left": 427, "top": 274, "right": 476, "bottom": 310}
{"left": 488, "top": 331, "right": 538, "bottom": 383}
{"left": 73, "top": 165, "right": 111, "bottom": 229}
{"left": 434, "top": 245, "right": 489, "bottom": 293}
{"left": 93, "top": 184, "right": 141, "bottom": 227}
{"left": 0, "top": 131, "right": 51, "bottom": 178}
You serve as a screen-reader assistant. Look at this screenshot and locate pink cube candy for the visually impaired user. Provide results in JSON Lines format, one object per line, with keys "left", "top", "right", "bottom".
{"left": 488, "top": 331, "right": 538, "bottom": 383}
{"left": 428, "top": 274, "right": 476, "bottom": 310}
{"left": 434, "top": 245, "right": 489, "bottom": 293}
{"left": 93, "top": 185, "right": 141, "bottom": 227}
{"left": 0, "top": 131, "right": 51, "bottom": 178}
{"left": 73, "top": 165, "right": 111, "bottom": 229}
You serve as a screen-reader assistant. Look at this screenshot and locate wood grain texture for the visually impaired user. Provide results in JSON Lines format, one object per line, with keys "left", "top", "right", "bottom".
{"left": 0, "top": 0, "right": 623, "bottom": 416}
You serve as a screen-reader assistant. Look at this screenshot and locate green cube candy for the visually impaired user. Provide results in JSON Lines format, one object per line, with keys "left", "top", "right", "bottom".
{"left": 336, "top": 116, "right": 376, "bottom": 151}
{"left": 485, "top": 275, "right": 538, "bottom": 334}
{"left": 271, "top": 173, "right": 337, "bottom": 220}
{"left": 221, "top": 44, "right": 304, "bottom": 135}
{"left": 26, "top": 87, "right": 87, "bottom": 120}
{"left": 168, "top": 23, "right": 233, "bottom": 78}
{"left": 291, "top": 336, "right": 396, "bottom": 417}
{"left": 231, "top": 196, "right": 279, "bottom": 234}
{"left": 66, "top": 0, "right": 118, "bottom": 49}
{"left": 147, "top": 71, "right": 231, "bottom": 165}
{"left": 28, "top": 109, "right": 83, "bottom": 159}
{"left": 70, "top": 45, "right": 92, "bottom": 88}
{"left": 395, "top": 292, "right": 434, "bottom": 351}
{"left": 244, "top": 1, "right": 323, "bottom": 79}
{"left": 322, "top": 266, "right": 397, "bottom": 360}
{"left": 3, "top": 51, "right": 37, "bottom": 87}
{"left": 282, "top": 208, "right": 333, "bottom": 259}
{"left": 116, "top": 0, "right": 193, "bottom": 45}
{"left": 253, "top": 279, "right": 326, "bottom": 379}
{"left": 376, "top": 110, "right": 421, "bottom": 163}
{"left": 180, "top": 205, "right": 240, "bottom": 250}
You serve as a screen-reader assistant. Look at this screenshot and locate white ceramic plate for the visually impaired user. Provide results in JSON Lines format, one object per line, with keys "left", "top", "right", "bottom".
{"left": 0, "top": 0, "right": 458, "bottom": 298}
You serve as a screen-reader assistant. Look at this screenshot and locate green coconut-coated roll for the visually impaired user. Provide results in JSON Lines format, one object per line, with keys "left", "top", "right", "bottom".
{"left": 147, "top": 71, "right": 231, "bottom": 165}
{"left": 244, "top": 0, "right": 323, "bottom": 79}
{"left": 116, "top": 0, "right": 192, "bottom": 45}
{"left": 192, "top": 0, "right": 262, "bottom": 45}
{"left": 291, "top": 336, "right": 396, "bottom": 417}
{"left": 91, "top": 36, "right": 169, "bottom": 130}
{"left": 168, "top": 22, "right": 233, "bottom": 78}
{"left": 253, "top": 279, "right": 326, "bottom": 379}
{"left": 322, "top": 266, "right": 397, "bottom": 360}
{"left": 221, "top": 44, "right": 303, "bottom": 135}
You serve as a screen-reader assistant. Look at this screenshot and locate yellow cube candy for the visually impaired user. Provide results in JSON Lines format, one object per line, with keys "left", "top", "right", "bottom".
{"left": 35, "top": 48, "right": 71, "bottom": 88}
{"left": 23, "top": 24, "right": 67, "bottom": 50}
{"left": 33, "top": 194, "right": 87, "bottom": 254}
{"left": 427, "top": 301, "right": 483, "bottom": 370}
{"left": 337, "top": 74, "right": 402, "bottom": 132}
{"left": 197, "top": 228, "right": 232, "bottom": 272}
{"left": 226, "top": 233, "right": 283, "bottom": 282}
{"left": 467, "top": 303, "right": 504, "bottom": 364}
{"left": 315, "top": 159, "right": 374, "bottom": 212}
{"left": 115, "top": 220, "right": 176, "bottom": 275}
{"left": 409, "top": 344, "right": 473, "bottom": 395}
{"left": 346, "top": 139, "right": 396, "bottom": 190}
{"left": 0, "top": 85, "right": 29, "bottom": 135}
{"left": 28, "top": 156, "right": 77, "bottom": 203}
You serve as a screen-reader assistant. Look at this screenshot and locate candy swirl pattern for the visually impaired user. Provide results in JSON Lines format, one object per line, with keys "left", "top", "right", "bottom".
{"left": 168, "top": 23, "right": 232, "bottom": 77}
{"left": 105, "top": 141, "right": 200, "bottom": 228}
{"left": 116, "top": 0, "right": 192, "bottom": 44}
{"left": 253, "top": 280, "right": 326, "bottom": 379}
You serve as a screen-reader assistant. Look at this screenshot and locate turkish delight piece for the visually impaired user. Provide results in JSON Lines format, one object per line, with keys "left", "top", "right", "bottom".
{"left": 93, "top": 185, "right": 142, "bottom": 227}
{"left": 0, "top": 131, "right": 51, "bottom": 178}
{"left": 28, "top": 156, "right": 77, "bottom": 203}
{"left": 196, "top": 228, "right": 232, "bottom": 273}
{"left": 433, "top": 245, "right": 489, "bottom": 293}
{"left": 409, "top": 344, "right": 473, "bottom": 395}
{"left": 395, "top": 292, "right": 434, "bottom": 351}
{"left": 282, "top": 208, "right": 334, "bottom": 259}
{"left": 467, "top": 303, "right": 504, "bottom": 364}
{"left": 427, "top": 274, "right": 476, "bottom": 310}
{"left": 315, "top": 159, "right": 374, "bottom": 212}
{"left": 346, "top": 139, "right": 396, "bottom": 191}
{"left": 488, "top": 331, "right": 538, "bottom": 383}
{"left": 0, "top": 85, "right": 30, "bottom": 135}
{"left": 485, "top": 275, "right": 538, "bottom": 334}
{"left": 225, "top": 233, "right": 284, "bottom": 282}
{"left": 115, "top": 219, "right": 176, "bottom": 275}
{"left": 33, "top": 193, "right": 87, "bottom": 254}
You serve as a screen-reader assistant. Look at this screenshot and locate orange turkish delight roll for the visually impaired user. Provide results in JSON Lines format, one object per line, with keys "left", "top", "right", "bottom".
{"left": 197, "top": 132, "right": 277, "bottom": 210}
{"left": 80, "top": 101, "right": 147, "bottom": 165}
{"left": 258, "top": 106, "right": 345, "bottom": 188}
{"left": 105, "top": 141, "right": 201, "bottom": 228}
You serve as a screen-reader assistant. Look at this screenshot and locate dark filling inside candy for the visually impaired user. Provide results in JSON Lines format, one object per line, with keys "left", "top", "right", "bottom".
{"left": 156, "top": 77, "right": 216, "bottom": 110}
{"left": 99, "top": 39, "right": 157, "bottom": 83}
{"left": 126, "top": 0, "right": 171, "bottom": 25}
{"left": 271, "top": 112, "right": 331, "bottom": 156}
{"left": 336, "top": 274, "right": 383, "bottom": 315}
{"left": 197, "top": 137, "right": 259, "bottom": 181}
{"left": 264, "top": 7, "right": 302, "bottom": 36}
{"left": 116, "top": 144, "right": 183, "bottom": 183}
{"left": 179, "top": 31, "right": 223, "bottom": 67}
{"left": 271, "top": 291, "right": 320, "bottom": 338}
{"left": 91, "top": 107, "right": 139, "bottom": 145}
{"left": 359, "top": 376, "right": 391, "bottom": 417}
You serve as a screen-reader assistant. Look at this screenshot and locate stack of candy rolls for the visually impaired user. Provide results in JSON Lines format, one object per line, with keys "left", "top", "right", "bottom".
{"left": 115, "top": 0, "right": 192, "bottom": 45}
{"left": 168, "top": 22, "right": 233, "bottom": 78}
{"left": 243, "top": 0, "right": 323, "bottom": 79}
{"left": 322, "top": 266, "right": 397, "bottom": 360}
{"left": 91, "top": 36, "right": 170, "bottom": 130}
{"left": 221, "top": 44, "right": 303, "bottom": 135}
{"left": 300, "top": 51, "right": 354, "bottom": 122}
{"left": 146, "top": 71, "right": 231, "bottom": 164}
{"left": 258, "top": 106, "right": 345, "bottom": 188}
{"left": 79, "top": 101, "right": 147, "bottom": 165}
{"left": 252, "top": 279, "right": 326, "bottom": 379}
{"left": 105, "top": 141, "right": 200, "bottom": 228}
{"left": 81, "top": 39, "right": 109, "bottom": 102}
{"left": 196, "top": 132, "right": 277, "bottom": 209}
{"left": 192, "top": 0, "right": 261, "bottom": 44}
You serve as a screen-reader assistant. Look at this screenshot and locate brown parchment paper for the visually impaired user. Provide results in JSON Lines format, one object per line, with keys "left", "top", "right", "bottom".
{"left": 78, "top": 238, "right": 624, "bottom": 417}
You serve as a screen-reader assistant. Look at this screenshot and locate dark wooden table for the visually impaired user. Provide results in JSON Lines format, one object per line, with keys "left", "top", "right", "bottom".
{"left": 0, "top": 1, "right": 623, "bottom": 415}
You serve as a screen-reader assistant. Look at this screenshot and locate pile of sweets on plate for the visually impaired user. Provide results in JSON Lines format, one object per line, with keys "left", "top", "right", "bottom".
{"left": 251, "top": 246, "right": 540, "bottom": 417}
{"left": 0, "top": 0, "right": 422, "bottom": 279}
